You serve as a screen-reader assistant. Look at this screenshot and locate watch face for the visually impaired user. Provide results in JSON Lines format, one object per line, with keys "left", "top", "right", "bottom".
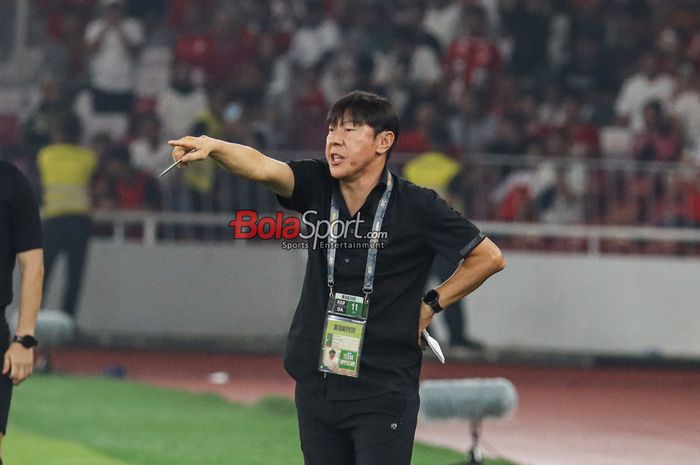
{"left": 424, "top": 289, "right": 439, "bottom": 304}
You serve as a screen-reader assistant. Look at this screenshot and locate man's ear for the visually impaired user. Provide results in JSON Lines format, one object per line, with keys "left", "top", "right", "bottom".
{"left": 375, "top": 131, "right": 395, "bottom": 155}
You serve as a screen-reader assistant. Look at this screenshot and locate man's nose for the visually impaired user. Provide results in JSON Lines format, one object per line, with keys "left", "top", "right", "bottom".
{"left": 327, "top": 131, "right": 343, "bottom": 145}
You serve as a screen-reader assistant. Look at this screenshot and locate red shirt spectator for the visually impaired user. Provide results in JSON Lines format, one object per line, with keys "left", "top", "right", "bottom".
{"left": 445, "top": 6, "right": 501, "bottom": 99}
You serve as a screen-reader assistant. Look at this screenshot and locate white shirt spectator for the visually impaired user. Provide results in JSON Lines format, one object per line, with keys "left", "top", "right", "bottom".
{"left": 129, "top": 138, "right": 172, "bottom": 178}
{"left": 411, "top": 46, "right": 443, "bottom": 86}
{"left": 85, "top": 17, "right": 144, "bottom": 92}
{"left": 155, "top": 87, "right": 208, "bottom": 140}
{"left": 288, "top": 18, "right": 340, "bottom": 69}
{"left": 373, "top": 45, "right": 443, "bottom": 89}
{"left": 615, "top": 73, "right": 675, "bottom": 132}
{"left": 423, "top": 1, "right": 464, "bottom": 50}
{"left": 672, "top": 89, "right": 700, "bottom": 142}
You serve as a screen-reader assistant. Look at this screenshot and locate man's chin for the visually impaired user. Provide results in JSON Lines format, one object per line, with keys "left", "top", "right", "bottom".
{"left": 328, "top": 165, "right": 348, "bottom": 180}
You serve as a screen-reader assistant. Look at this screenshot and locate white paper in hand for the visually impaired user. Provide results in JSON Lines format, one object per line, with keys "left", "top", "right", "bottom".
{"left": 422, "top": 329, "right": 445, "bottom": 363}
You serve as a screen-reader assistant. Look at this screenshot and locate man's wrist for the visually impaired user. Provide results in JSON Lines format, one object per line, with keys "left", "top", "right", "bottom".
{"left": 421, "top": 289, "right": 443, "bottom": 314}
{"left": 12, "top": 334, "right": 39, "bottom": 349}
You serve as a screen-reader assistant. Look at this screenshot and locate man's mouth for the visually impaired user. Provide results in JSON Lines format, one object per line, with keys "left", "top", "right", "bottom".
{"left": 330, "top": 153, "right": 345, "bottom": 165}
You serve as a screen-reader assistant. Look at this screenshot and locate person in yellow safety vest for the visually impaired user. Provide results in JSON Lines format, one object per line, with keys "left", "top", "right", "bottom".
{"left": 37, "top": 114, "right": 97, "bottom": 320}
{"left": 183, "top": 93, "right": 227, "bottom": 213}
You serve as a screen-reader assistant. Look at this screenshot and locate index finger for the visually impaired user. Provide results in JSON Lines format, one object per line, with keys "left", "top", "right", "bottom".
{"left": 168, "top": 136, "right": 198, "bottom": 148}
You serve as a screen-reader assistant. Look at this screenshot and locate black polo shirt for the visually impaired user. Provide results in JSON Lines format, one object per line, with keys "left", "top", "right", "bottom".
{"left": 278, "top": 159, "right": 485, "bottom": 400}
{"left": 0, "top": 161, "right": 43, "bottom": 309}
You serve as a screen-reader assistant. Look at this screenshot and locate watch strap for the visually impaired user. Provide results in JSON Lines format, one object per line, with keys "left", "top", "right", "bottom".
{"left": 13, "top": 334, "right": 38, "bottom": 348}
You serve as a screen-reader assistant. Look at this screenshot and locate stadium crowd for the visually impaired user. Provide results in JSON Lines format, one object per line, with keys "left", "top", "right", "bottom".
{"left": 2, "top": 0, "right": 700, "bottom": 233}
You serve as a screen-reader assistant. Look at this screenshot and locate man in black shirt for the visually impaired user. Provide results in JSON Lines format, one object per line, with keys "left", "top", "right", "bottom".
{"left": 0, "top": 161, "right": 43, "bottom": 463}
{"left": 169, "top": 91, "right": 504, "bottom": 465}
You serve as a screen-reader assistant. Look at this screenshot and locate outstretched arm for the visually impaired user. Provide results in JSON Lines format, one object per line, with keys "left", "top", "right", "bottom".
{"left": 168, "top": 136, "right": 295, "bottom": 198}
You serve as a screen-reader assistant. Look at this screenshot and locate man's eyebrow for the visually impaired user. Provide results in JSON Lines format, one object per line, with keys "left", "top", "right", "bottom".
{"left": 329, "top": 117, "right": 364, "bottom": 128}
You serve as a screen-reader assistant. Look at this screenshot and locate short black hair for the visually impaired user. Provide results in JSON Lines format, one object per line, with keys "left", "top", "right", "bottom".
{"left": 326, "top": 90, "right": 400, "bottom": 158}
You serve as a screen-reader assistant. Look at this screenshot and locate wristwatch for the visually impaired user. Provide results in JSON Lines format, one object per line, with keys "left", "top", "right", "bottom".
{"left": 12, "top": 334, "right": 39, "bottom": 349}
{"left": 421, "top": 289, "right": 443, "bottom": 314}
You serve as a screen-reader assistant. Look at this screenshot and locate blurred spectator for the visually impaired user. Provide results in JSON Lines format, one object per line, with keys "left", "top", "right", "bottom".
{"left": 671, "top": 64, "right": 700, "bottom": 148}
{"left": 558, "top": 94, "right": 600, "bottom": 159}
{"left": 631, "top": 100, "right": 682, "bottom": 162}
{"left": 182, "top": 90, "right": 228, "bottom": 212}
{"left": 557, "top": 34, "right": 619, "bottom": 123}
{"left": 104, "top": 144, "right": 161, "bottom": 210}
{"left": 653, "top": 171, "right": 690, "bottom": 228}
{"left": 615, "top": 52, "right": 675, "bottom": 132}
{"left": 485, "top": 115, "right": 528, "bottom": 157}
{"left": 444, "top": 5, "right": 502, "bottom": 103}
{"left": 84, "top": 0, "right": 144, "bottom": 114}
{"left": 155, "top": 59, "right": 208, "bottom": 140}
{"left": 128, "top": 114, "right": 176, "bottom": 210}
{"left": 129, "top": 114, "right": 171, "bottom": 177}
{"left": 502, "top": 0, "right": 552, "bottom": 83}
{"left": 604, "top": 0, "right": 653, "bottom": 77}
{"left": 374, "top": 26, "right": 443, "bottom": 96}
{"left": 394, "top": 100, "right": 438, "bottom": 154}
{"left": 23, "top": 77, "right": 71, "bottom": 155}
{"left": 291, "top": 64, "right": 329, "bottom": 150}
{"left": 491, "top": 129, "right": 585, "bottom": 224}
{"left": 287, "top": 0, "right": 339, "bottom": 69}
{"left": 402, "top": 128, "right": 460, "bottom": 199}
{"left": 687, "top": 167, "right": 700, "bottom": 227}
{"left": 538, "top": 165, "right": 586, "bottom": 225}
{"left": 172, "top": 1, "right": 216, "bottom": 71}
{"left": 448, "top": 91, "right": 499, "bottom": 155}
{"left": 38, "top": 113, "right": 97, "bottom": 319}
{"left": 422, "top": 0, "right": 464, "bottom": 50}
{"left": 203, "top": 11, "right": 258, "bottom": 89}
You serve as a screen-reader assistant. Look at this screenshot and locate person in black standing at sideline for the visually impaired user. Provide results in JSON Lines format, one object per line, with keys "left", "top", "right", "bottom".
{"left": 0, "top": 160, "right": 43, "bottom": 464}
{"left": 168, "top": 91, "right": 505, "bottom": 465}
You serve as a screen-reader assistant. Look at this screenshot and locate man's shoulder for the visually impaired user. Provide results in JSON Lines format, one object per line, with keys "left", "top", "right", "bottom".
{"left": 393, "top": 173, "right": 436, "bottom": 211}
{"left": 289, "top": 158, "right": 330, "bottom": 179}
{"left": 0, "top": 161, "right": 21, "bottom": 186}
{"left": 394, "top": 172, "right": 436, "bottom": 198}
{"left": 0, "top": 161, "right": 24, "bottom": 201}
{"left": 0, "top": 160, "right": 17, "bottom": 176}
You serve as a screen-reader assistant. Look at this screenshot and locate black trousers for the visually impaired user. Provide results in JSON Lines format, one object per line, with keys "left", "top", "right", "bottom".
{"left": 295, "top": 383, "right": 420, "bottom": 465}
{"left": 43, "top": 215, "right": 91, "bottom": 317}
{"left": 0, "top": 312, "right": 12, "bottom": 435}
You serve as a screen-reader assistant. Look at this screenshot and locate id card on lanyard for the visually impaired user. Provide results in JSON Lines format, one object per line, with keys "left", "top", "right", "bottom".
{"left": 319, "top": 170, "right": 393, "bottom": 378}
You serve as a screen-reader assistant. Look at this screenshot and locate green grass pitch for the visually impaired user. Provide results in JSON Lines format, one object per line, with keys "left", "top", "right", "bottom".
{"left": 4, "top": 375, "right": 517, "bottom": 465}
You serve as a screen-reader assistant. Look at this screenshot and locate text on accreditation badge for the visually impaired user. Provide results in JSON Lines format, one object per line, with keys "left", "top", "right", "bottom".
{"left": 319, "top": 292, "right": 368, "bottom": 378}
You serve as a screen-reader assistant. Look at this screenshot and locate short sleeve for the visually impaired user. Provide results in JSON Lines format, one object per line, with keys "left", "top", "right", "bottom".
{"left": 423, "top": 190, "right": 485, "bottom": 264}
{"left": 11, "top": 169, "right": 43, "bottom": 253}
{"left": 276, "top": 159, "right": 328, "bottom": 213}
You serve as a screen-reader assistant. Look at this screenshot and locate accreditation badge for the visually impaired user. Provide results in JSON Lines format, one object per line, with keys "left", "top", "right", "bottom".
{"left": 319, "top": 292, "right": 368, "bottom": 378}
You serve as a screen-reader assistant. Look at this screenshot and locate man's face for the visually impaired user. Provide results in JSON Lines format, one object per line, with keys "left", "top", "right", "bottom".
{"left": 326, "top": 114, "right": 388, "bottom": 181}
